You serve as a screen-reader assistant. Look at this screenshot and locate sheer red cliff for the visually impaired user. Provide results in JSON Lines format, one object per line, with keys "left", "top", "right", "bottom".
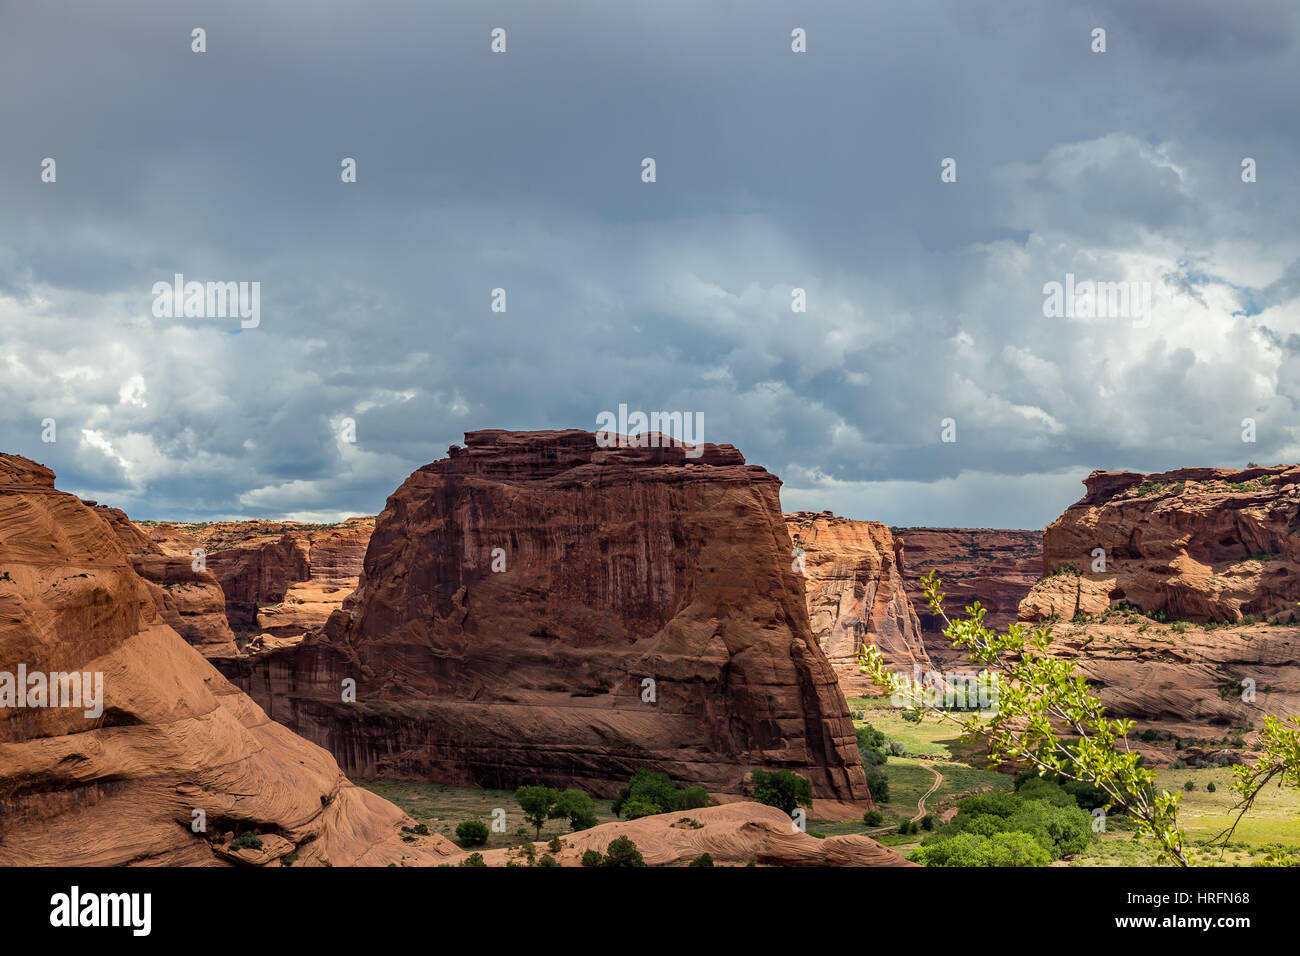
{"left": 219, "top": 430, "right": 869, "bottom": 810}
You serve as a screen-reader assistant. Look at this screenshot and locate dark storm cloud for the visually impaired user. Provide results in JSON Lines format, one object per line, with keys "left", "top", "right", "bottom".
{"left": 1, "top": 0, "right": 1298, "bottom": 527}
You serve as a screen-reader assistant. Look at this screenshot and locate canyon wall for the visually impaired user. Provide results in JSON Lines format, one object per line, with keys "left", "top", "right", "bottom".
{"left": 894, "top": 528, "right": 1042, "bottom": 657}
{"left": 97, "top": 507, "right": 239, "bottom": 657}
{"left": 0, "top": 454, "right": 449, "bottom": 866}
{"left": 221, "top": 430, "right": 869, "bottom": 809}
{"left": 785, "top": 512, "right": 929, "bottom": 691}
{"left": 1013, "top": 466, "right": 1300, "bottom": 744}
{"left": 1022, "top": 466, "right": 1300, "bottom": 623}
{"left": 154, "top": 518, "right": 375, "bottom": 643}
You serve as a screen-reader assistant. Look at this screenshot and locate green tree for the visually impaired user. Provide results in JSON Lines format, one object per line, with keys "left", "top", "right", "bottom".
{"left": 619, "top": 799, "right": 662, "bottom": 820}
{"left": 689, "top": 853, "right": 715, "bottom": 867}
{"left": 602, "top": 835, "right": 646, "bottom": 867}
{"left": 864, "top": 765, "right": 890, "bottom": 803}
{"left": 515, "top": 785, "right": 561, "bottom": 839}
{"left": 455, "top": 819, "right": 489, "bottom": 847}
{"left": 580, "top": 849, "right": 603, "bottom": 867}
{"left": 459, "top": 852, "right": 486, "bottom": 867}
{"left": 1222, "top": 715, "right": 1300, "bottom": 844}
{"left": 613, "top": 770, "right": 679, "bottom": 816}
{"left": 551, "top": 788, "right": 598, "bottom": 831}
{"left": 751, "top": 769, "right": 813, "bottom": 815}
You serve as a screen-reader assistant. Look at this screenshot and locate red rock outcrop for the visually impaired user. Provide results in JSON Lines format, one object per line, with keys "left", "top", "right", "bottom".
{"left": 1025, "top": 617, "right": 1300, "bottom": 741}
{"left": 1016, "top": 573, "right": 1112, "bottom": 622}
{"left": 895, "top": 529, "right": 1042, "bottom": 657}
{"left": 1008, "top": 466, "right": 1300, "bottom": 744}
{"left": 0, "top": 454, "right": 448, "bottom": 866}
{"left": 153, "top": 518, "right": 374, "bottom": 640}
{"left": 96, "top": 507, "right": 239, "bottom": 657}
{"left": 1026, "top": 466, "right": 1300, "bottom": 623}
{"left": 784, "top": 512, "right": 929, "bottom": 692}
{"left": 220, "top": 430, "right": 869, "bottom": 811}
{"left": 447, "top": 801, "right": 911, "bottom": 867}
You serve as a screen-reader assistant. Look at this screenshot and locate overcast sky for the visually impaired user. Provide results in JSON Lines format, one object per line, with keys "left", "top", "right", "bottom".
{"left": 2, "top": 0, "right": 1298, "bottom": 527}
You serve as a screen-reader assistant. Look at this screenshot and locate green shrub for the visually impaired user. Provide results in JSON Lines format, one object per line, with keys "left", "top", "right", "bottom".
{"left": 921, "top": 814, "right": 934, "bottom": 831}
{"left": 1207, "top": 782, "right": 1217, "bottom": 793}
{"left": 455, "top": 819, "right": 490, "bottom": 847}
{"left": 910, "top": 831, "right": 1052, "bottom": 867}
{"left": 620, "top": 799, "right": 662, "bottom": 820}
{"left": 459, "top": 852, "right": 486, "bottom": 867}
{"left": 580, "top": 849, "right": 603, "bottom": 867}
{"left": 229, "top": 832, "right": 263, "bottom": 852}
{"left": 601, "top": 836, "right": 646, "bottom": 867}
{"left": 612, "top": 770, "right": 713, "bottom": 817}
{"left": 863, "top": 810, "right": 885, "bottom": 826}
{"left": 865, "top": 765, "right": 890, "bottom": 803}
{"left": 537, "top": 854, "right": 560, "bottom": 867}
{"left": 751, "top": 770, "right": 813, "bottom": 814}
{"left": 689, "top": 853, "right": 715, "bottom": 867}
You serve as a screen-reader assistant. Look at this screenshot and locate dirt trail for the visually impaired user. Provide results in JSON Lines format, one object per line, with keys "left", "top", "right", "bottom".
{"left": 912, "top": 762, "right": 943, "bottom": 822}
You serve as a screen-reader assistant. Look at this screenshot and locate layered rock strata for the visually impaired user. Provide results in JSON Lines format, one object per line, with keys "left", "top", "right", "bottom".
{"left": 220, "top": 430, "right": 869, "bottom": 809}
{"left": 0, "top": 454, "right": 444, "bottom": 866}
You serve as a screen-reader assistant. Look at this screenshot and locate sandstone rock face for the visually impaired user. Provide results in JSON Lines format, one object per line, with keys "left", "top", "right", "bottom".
{"left": 1035, "top": 466, "right": 1300, "bottom": 623}
{"left": 895, "top": 529, "right": 1042, "bottom": 644}
{"left": 221, "top": 430, "right": 869, "bottom": 809}
{"left": 1017, "top": 573, "right": 1112, "bottom": 622}
{"left": 155, "top": 518, "right": 374, "bottom": 638}
{"left": 97, "top": 507, "right": 239, "bottom": 657}
{"left": 1033, "top": 618, "right": 1300, "bottom": 741}
{"left": 0, "top": 454, "right": 446, "bottom": 866}
{"left": 784, "top": 512, "right": 929, "bottom": 692}
{"left": 447, "top": 801, "right": 911, "bottom": 867}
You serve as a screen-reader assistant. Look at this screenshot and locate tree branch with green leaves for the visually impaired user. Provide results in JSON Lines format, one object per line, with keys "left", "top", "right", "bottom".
{"left": 858, "top": 570, "right": 1189, "bottom": 866}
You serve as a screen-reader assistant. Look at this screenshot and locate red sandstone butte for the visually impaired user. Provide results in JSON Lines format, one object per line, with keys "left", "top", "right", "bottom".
{"left": 0, "top": 454, "right": 449, "bottom": 866}
{"left": 219, "top": 430, "right": 869, "bottom": 811}
{"left": 784, "top": 512, "right": 930, "bottom": 692}
{"left": 1022, "top": 465, "right": 1300, "bottom": 623}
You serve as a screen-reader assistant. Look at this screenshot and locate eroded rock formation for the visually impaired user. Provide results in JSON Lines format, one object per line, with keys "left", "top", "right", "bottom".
{"left": 220, "top": 430, "right": 869, "bottom": 810}
{"left": 97, "top": 507, "right": 239, "bottom": 657}
{"left": 0, "top": 454, "right": 446, "bottom": 866}
{"left": 785, "top": 512, "right": 929, "bottom": 692}
{"left": 895, "top": 529, "right": 1042, "bottom": 644}
{"left": 1026, "top": 617, "right": 1300, "bottom": 741}
{"left": 1023, "top": 466, "right": 1300, "bottom": 624}
{"left": 154, "top": 518, "right": 374, "bottom": 642}
{"left": 1011, "top": 466, "right": 1300, "bottom": 744}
